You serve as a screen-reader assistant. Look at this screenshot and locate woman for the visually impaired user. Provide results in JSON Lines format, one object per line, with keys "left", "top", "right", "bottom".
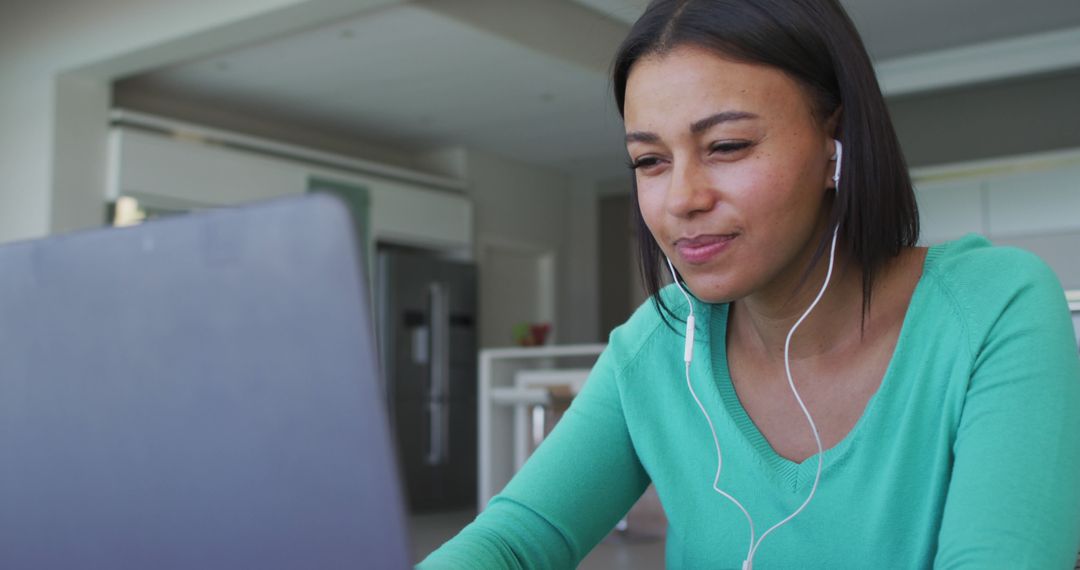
{"left": 420, "top": 0, "right": 1080, "bottom": 567}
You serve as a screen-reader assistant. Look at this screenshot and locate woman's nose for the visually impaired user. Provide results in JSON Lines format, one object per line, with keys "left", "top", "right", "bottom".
{"left": 666, "top": 158, "right": 717, "bottom": 218}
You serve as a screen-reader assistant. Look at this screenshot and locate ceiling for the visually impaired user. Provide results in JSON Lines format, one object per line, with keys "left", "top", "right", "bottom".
{"left": 114, "top": 0, "right": 1080, "bottom": 179}
{"left": 578, "top": 0, "right": 1080, "bottom": 60}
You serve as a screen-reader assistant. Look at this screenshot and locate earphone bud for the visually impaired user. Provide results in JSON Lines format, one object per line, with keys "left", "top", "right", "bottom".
{"left": 831, "top": 139, "right": 843, "bottom": 191}
{"left": 664, "top": 139, "right": 844, "bottom": 569}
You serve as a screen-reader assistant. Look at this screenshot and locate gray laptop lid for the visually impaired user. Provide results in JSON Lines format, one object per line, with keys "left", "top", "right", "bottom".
{"left": 0, "top": 195, "right": 409, "bottom": 569}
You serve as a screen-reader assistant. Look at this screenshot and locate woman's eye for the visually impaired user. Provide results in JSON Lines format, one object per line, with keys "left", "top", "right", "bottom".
{"left": 709, "top": 141, "right": 752, "bottom": 154}
{"left": 628, "top": 156, "right": 664, "bottom": 171}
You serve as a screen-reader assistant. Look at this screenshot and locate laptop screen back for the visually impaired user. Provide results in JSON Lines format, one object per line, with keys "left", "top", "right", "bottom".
{"left": 0, "top": 196, "right": 409, "bottom": 569}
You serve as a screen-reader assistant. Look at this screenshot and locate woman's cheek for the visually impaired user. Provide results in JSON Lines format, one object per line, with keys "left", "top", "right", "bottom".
{"left": 728, "top": 167, "right": 797, "bottom": 229}
{"left": 720, "top": 161, "right": 774, "bottom": 202}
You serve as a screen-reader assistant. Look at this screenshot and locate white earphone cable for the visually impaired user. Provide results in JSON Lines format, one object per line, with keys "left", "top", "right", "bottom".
{"left": 667, "top": 259, "right": 757, "bottom": 564}
{"left": 745, "top": 224, "right": 839, "bottom": 568}
{"left": 664, "top": 140, "right": 843, "bottom": 569}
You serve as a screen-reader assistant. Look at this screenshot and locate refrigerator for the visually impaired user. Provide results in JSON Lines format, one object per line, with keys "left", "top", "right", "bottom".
{"left": 376, "top": 249, "right": 478, "bottom": 512}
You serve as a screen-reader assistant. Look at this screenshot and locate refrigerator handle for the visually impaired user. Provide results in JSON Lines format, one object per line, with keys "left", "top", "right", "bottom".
{"left": 425, "top": 282, "right": 451, "bottom": 466}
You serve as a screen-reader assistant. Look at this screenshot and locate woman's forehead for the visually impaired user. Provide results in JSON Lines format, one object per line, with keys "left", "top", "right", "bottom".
{"left": 623, "top": 46, "right": 816, "bottom": 131}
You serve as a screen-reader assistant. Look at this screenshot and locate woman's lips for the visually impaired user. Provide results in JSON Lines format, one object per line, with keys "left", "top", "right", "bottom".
{"left": 674, "top": 234, "right": 736, "bottom": 264}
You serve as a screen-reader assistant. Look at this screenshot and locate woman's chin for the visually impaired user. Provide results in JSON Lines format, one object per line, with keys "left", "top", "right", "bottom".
{"left": 678, "top": 279, "right": 743, "bottom": 305}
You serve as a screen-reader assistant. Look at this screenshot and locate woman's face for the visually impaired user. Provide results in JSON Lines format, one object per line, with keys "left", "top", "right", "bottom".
{"left": 624, "top": 45, "right": 837, "bottom": 304}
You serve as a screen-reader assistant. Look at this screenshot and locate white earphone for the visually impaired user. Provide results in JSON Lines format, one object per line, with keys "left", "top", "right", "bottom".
{"left": 831, "top": 139, "right": 843, "bottom": 190}
{"left": 664, "top": 139, "right": 843, "bottom": 570}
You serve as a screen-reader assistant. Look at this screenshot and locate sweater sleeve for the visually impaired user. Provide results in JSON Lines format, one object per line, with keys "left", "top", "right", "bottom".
{"left": 934, "top": 252, "right": 1080, "bottom": 569}
{"left": 417, "top": 343, "right": 652, "bottom": 569}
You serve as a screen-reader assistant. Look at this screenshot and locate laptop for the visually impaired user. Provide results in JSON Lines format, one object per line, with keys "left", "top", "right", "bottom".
{"left": 0, "top": 195, "right": 411, "bottom": 569}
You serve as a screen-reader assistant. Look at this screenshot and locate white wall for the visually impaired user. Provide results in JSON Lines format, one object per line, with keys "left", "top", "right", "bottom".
{"left": 560, "top": 176, "right": 602, "bottom": 344}
{"left": 890, "top": 69, "right": 1080, "bottom": 168}
{"left": 466, "top": 150, "right": 570, "bottom": 256}
{"left": 464, "top": 149, "right": 573, "bottom": 347}
{"left": 0, "top": 0, "right": 397, "bottom": 244}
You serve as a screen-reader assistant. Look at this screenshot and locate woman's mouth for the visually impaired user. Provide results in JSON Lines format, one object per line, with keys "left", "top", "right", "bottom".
{"left": 674, "top": 234, "right": 737, "bottom": 264}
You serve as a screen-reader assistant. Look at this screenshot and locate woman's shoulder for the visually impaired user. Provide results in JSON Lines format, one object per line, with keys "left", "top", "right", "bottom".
{"left": 921, "top": 233, "right": 1067, "bottom": 335}
{"left": 924, "top": 233, "right": 1061, "bottom": 294}
{"left": 602, "top": 285, "right": 692, "bottom": 373}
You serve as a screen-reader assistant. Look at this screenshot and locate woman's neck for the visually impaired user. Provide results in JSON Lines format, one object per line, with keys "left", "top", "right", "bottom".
{"left": 729, "top": 246, "right": 866, "bottom": 364}
{"left": 728, "top": 244, "right": 926, "bottom": 366}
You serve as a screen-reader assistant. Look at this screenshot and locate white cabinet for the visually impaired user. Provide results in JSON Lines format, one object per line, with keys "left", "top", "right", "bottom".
{"left": 110, "top": 128, "right": 304, "bottom": 207}
{"left": 912, "top": 149, "right": 1080, "bottom": 289}
{"left": 986, "top": 164, "right": 1080, "bottom": 236}
{"left": 108, "top": 126, "right": 473, "bottom": 252}
{"left": 913, "top": 150, "right": 1080, "bottom": 241}
{"left": 914, "top": 178, "right": 984, "bottom": 244}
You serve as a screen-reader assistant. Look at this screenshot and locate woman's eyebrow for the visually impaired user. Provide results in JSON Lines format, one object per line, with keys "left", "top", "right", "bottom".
{"left": 690, "top": 111, "right": 758, "bottom": 134}
{"left": 625, "top": 131, "right": 660, "bottom": 144}
{"left": 626, "top": 111, "right": 759, "bottom": 144}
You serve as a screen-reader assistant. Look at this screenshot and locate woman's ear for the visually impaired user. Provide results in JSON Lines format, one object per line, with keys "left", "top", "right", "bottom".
{"left": 826, "top": 105, "right": 842, "bottom": 139}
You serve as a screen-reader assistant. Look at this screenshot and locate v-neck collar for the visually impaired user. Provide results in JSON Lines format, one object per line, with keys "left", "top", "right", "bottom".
{"left": 699, "top": 245, "right": 940, "bottom": 493}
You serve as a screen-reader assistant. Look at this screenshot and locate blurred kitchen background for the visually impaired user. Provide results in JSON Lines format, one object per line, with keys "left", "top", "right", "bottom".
{"left": 4, "top": 0, "right": 1080, "bottom": 567}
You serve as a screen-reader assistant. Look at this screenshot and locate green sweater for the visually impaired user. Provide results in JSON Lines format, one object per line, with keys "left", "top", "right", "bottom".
{"left": 419, "top": 235, "right": 1080, "bottom": 569}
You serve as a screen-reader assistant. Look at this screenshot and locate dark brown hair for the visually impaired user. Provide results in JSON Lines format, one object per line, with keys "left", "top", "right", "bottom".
{"left": 612, "top": 0, "right": 918, "bottom": 323}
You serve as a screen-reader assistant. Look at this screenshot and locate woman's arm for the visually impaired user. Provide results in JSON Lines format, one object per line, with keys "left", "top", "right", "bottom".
{"left": 934, "top": 257, "right": 1080, "bottom": 568}
{"left": 417, "top": 346, "right": 651, "bottom": 569}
